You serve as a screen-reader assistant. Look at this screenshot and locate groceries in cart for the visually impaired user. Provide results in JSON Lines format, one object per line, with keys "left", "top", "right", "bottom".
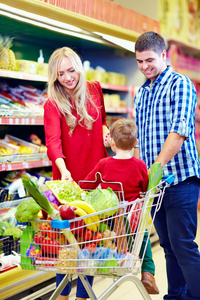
{"left": 17, "top": 166, "right": 174, "bottom": 276}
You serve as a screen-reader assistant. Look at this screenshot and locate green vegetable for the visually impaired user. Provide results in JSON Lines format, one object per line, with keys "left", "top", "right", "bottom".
{"left": 22, "top": 177, "right": 57, "bottom": 218}
{"left": 0, "top": 221, "right": 14, "bottom": 235}
{"left": 22, "top": 177, "right": 79, "bottom": 249}
{"left": 3, "top": 227, "right": 22, "bottom": 239}
{"left": 97, "top": 257, "right": 118, "bottom": 273}
{"left": 15, "top": 199, "right": 41, "bottom": 223}
{"left": 46, "top": 180, "right": 85, "bottom": 203}
{"left": 98, "top": 222, "right": 110, "bottom": 233}
{"left": 133, "top": 162, "right": 163, "bottom": 257}
{"left": 85, "top": 188, "right": 119, "bottom": 218}
{"left": 0, "top": 207, "right": 17, "bottom": 226}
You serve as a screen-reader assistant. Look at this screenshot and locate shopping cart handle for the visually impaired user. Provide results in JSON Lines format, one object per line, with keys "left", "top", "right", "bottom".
{"left": 163, "top": 174, "right": 175, "bottom": 184}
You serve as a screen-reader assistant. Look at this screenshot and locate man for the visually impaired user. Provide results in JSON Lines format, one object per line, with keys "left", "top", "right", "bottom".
{"left": 134, "top": 31, "right": 200, "bottom": 300}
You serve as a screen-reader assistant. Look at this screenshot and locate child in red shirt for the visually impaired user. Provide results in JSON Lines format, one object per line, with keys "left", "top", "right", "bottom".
{"left": 82, "top": 118, "right": 159, "bottom": 294}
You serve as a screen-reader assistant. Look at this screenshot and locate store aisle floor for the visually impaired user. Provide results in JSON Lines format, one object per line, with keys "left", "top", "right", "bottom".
{"left": 70, "top": 212, "right": 200, "bottom": 300}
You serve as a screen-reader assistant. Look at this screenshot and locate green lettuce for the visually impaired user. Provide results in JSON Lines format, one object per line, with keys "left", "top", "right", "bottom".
{"left": 46, "top": 180, "right": 86, "bottom": 204}
{"left": 85, "top": 188, "right": 119, "bottom": 218}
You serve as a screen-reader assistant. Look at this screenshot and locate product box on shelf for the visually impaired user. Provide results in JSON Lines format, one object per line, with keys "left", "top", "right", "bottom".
{"left": 107, "top": 72, "right": 127, "bottom": 86}
{"left": 16, "top": 60, "right": 38, "bottom": 75}
{"left": 0, "top": 140, "right": 19, "bottom": 155}
{"left": 4, "top": 135, "right": 40, "bottom": 154}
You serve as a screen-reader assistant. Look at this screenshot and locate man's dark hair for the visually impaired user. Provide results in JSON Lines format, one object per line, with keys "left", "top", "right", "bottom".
{"left": 135, "top": 31, "right": 166, "bottom": 55}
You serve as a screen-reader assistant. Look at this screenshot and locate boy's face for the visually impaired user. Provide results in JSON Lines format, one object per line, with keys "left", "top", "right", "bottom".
{"left": 135, "top": 49, "right": 167, "bottom": 83}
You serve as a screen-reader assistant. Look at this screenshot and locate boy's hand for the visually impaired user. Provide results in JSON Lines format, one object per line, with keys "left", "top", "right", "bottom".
{"left": 139, "top": 192, "right": 146, "bottom": 198}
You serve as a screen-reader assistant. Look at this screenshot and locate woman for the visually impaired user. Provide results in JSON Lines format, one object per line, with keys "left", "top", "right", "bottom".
{"left": 44, "top": 47, "right": 110, "bottom": 300}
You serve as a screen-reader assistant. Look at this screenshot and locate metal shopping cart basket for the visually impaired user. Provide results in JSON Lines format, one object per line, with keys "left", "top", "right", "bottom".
{"left": 20, "top": 173, "right": 175, "bottom": 300}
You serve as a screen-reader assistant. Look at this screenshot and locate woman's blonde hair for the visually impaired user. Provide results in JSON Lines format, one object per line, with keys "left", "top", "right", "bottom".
{"left": 47, "top": 47, "right": 97, "bottom": 134}
{"left": 110, "top": 118, "right": 137, "bottom": 150}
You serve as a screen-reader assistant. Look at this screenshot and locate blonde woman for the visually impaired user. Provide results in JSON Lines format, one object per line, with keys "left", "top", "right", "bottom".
{"left": 44, "top": 47, "right": 110, "bottom": 300}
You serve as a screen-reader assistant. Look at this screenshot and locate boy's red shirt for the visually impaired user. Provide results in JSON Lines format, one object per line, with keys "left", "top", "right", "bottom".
{"left": 81, "top": 156, "right": 149, "bottom": 202}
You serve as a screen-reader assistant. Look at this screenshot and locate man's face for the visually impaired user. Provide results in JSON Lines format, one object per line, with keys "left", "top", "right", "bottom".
{"left": 135, "top": 49, "right": 167, "bottom": 83}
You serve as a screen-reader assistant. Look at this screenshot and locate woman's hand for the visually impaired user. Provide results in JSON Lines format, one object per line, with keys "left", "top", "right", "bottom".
{"left": 61, "top": 169, "right": 73, "bottom": 181}
{"left": 55, "top": 158, "right": 73, "bottom": 181}
{"left": 103, "top": 131, "right": 111, "bottom": 147}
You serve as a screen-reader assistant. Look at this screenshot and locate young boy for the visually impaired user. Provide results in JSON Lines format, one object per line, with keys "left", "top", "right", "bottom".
{"left": 82, "top": 118, "right": 159, "bottom": 294}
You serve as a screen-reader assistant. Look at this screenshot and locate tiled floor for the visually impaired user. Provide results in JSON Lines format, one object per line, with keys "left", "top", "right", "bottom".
{"left": 70, "top": 212, "right": 200, "bottom": 300}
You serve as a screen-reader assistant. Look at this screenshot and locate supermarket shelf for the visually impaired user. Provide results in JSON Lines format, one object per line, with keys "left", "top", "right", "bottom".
{"left": 106, "top": 107, "right": 133, "bottom": 114}
{"left": 101, "top": 83, "right": 130, "bottom": 92}
{"left": 0, "top": 69, "right": 47, "bottom": 82}
{"left": 0, "top": 108, "right": 133, "bottom": 123}
{"left": 0, "top": 153, "right": 48, "bottom": 164}
{"left": 0, "top": 117, "right": 44, "bottom": 125}
{"left": 0, "top": 198, "right": 30, "bottom": 209}
{"left": 166, "top": 36, "right": 200, "bottom": 55}
{"left": 0, "top": 69, "right": 131, "bottom": 92}
{"left": 0, "top": 159, "right": 52, "bottom": 171}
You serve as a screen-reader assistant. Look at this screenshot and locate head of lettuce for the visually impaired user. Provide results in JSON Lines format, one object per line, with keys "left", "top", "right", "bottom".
{"left": 84, "top": 188, "right": 119, "bottom": 218}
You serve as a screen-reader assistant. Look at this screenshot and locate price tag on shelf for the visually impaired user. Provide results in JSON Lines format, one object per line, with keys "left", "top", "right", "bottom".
{"left": 42, "top": 159, "right": 51, "bottom": 166}
{"left": 31, "top": 118, "right": 36, "bottom": 125}
{"left": 9, "top": 118, "right": 13, "bottom": 125}
{"left": 22, "top": 162, "right": 29, "bottom": 169}
{"left": 7, "top": 164, "right": 12, "bottom": 171}
{"left": 1, "top": 164, "right": 6, "bottom": 171}
{"left": 15, "top": 118, "right": 19, "bottom": 125}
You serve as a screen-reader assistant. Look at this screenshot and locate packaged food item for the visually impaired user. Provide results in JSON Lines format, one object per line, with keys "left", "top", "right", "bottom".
{"left": 4, "top": 135, "right": 40, "bottom": 153}
{"left": 57, "top": 248, "right": 78, "bottom": 274}
{"left": 16, "top": 60, "right": 38, "bottom": 74}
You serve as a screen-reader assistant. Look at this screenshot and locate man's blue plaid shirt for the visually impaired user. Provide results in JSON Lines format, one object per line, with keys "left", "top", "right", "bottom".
{"left": 134, "top": 66, "right": 200, "bottom": 185}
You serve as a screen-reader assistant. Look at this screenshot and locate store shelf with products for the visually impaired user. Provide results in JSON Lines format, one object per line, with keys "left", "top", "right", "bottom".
{"left": 0, "top": 70, "right": 132, "bottom": 89}
{"left": 0, "top": 117, "right": 44, "bottom": 125}
{"left": 0, "top": 69, "right": 134, "bottom": 119}
{"left": 0, "top": 158, "right": 52, "bottom": 172}
{"left": 0, "top": 70, "right": 47, "bottom": 82}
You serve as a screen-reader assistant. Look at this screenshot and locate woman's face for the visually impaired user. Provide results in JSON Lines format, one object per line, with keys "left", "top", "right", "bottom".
{"left": 57, "top": 56, "right": 80, "bottom": 92}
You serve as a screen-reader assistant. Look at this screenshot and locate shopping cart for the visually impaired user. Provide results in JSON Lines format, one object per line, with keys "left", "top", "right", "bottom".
{"left": 20, "top": 173, "right": 175, "bottom": 300}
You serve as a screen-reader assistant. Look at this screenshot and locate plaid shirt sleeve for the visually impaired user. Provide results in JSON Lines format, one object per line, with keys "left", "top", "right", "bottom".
{"left": 170, "top": 77, "right": 197, "bottom": 138}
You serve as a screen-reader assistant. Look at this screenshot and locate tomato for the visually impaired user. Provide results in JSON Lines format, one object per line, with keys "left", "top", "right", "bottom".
{"left": 70, "top": 218, "right": 85, "bottom": 236}
{"left": 47, "top": 228, "right": 60, "bottom": 241}
{"left": 41, "top": 238, "right": 61, "bottom": 255}
{"left": 33, "top": 234, "right": 44, "bottom": 245}
{"left": 39, "top": 222, "right": 51, "bottom": 237}
{"left": 85, "top": 243, "right": 96, "bottom": 253}
{"left": 94, "top": 232, "right": 103, "bottom": 244}
{"left": 83, "top": 229, "right": 93, "bottom": 241}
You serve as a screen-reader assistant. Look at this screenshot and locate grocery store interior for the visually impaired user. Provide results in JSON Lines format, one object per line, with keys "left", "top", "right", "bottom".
{"left": 0, "top": 0, "right": 200, "bottom": 299}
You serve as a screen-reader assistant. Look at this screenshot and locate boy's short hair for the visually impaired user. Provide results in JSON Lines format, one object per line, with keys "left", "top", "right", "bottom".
{"left": 110, "top": 118, "right": 137, "bottom": 150}
{"left": 135, "top": 31, "right": 166, "bottom": 55}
